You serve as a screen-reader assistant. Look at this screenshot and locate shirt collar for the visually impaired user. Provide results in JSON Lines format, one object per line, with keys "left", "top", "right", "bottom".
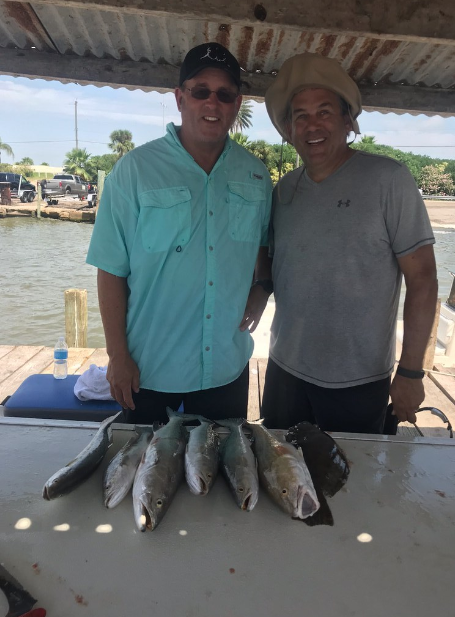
{"left": 165, "top": 122, "right": 232, "bottom": 160}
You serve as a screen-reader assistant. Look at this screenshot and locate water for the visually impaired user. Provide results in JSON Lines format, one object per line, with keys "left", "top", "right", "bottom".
{"left": 0, "top": 218, "right": 454, "bottom": 347}
{"left": 0, "top": 217, "right": 103, "bottom": 347}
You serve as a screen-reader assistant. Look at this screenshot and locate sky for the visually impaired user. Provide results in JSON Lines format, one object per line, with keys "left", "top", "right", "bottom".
{"left": 2, "top": 74, "right": 455, "bottom": 167}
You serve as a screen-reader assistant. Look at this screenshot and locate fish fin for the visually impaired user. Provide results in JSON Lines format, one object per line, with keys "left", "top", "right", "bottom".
{"left": 104, "top": 410, "right": 123, "bottom": 442}
{"left": 302, "top": 491, "right": 334, "bottom": 527}
{"left": 296, "top": 446, "right": 304, "bottom": 459}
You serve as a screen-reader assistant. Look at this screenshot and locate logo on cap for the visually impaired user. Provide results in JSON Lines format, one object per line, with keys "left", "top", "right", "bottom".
{"left": 200, "top": 46, "right": 227, "bottom": 64}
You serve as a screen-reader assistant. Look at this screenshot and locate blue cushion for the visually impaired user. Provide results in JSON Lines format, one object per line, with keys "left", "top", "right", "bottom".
{"left": 4, "top": 374, "right": 122, "bottom": 421}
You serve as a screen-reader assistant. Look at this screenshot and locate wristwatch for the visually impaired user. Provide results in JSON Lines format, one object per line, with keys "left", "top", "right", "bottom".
{"left": 396, "top": 365, "right": 425, "bottom": 379}
{"left": 252, "top": 279, "right": 274, "bottom": 295}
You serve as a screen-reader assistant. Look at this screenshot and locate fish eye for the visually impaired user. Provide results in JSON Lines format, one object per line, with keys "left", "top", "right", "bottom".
{"left": 156, "top": 499, "right": 163, "bottom": 508}
{"left": 238, "top": 487, "right": 244, "bottom": 493}
{"left": 207, "top": 473, "right": 212, "bottom": 478}
{"left": 281, "top": 488, "right": 288, "bottom": 495}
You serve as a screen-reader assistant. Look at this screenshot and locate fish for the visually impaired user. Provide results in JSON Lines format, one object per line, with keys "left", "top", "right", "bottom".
{"left": 132, "top": 408, "right": 201, "bottom": 531}
{"left": 285, "top": 422, "right": 350, "bottom": 497}
{"left": 217, "top": 418, "right": 259, "bottom": 511}
{"left": 103, "top": 429, "right": 154, "bottom": 508}
{"left": 43, "top": 411, "right": 122, "bottom": 500}
{"left": 284, "top": 421, "right": 350, "bottom": 526}
{"left": 185, "top": 419, "right": 220, "bottom": 496}
{"left": 248, "top": 419, "right": 320, "bottom": 520}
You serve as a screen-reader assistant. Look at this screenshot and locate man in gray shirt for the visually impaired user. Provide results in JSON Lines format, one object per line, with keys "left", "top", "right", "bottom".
{"left": 261, "top": 53, "right": 438, "bottom": 433}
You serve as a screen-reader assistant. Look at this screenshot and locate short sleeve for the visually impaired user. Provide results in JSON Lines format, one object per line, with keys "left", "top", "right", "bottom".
{"left": 86, "top": 168, "right": 139, "bottom": 276}
{"left": 383, "top": 164, "right": 435, "bottom": 257}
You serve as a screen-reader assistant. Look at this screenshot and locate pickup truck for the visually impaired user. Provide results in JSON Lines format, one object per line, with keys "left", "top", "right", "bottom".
{"left": 41, "top": 173, "right": 88, "bottom": 203}
{"left": 0, "top": 172, "right": 36, "bottom": 202}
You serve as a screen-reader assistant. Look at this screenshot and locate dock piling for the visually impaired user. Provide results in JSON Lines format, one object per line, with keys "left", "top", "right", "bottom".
{"left": 64, "top": 289, "right": 88, "bottom": 348}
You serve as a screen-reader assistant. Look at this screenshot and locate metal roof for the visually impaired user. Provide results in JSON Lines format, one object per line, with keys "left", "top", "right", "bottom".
{"left": 1, "top": 0, "right": 455, "bottom": 116}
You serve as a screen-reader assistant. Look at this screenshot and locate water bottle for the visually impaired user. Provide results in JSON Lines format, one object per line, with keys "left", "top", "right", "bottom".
{"left": 53, "top": 335, "right": 68, "bottom": 379}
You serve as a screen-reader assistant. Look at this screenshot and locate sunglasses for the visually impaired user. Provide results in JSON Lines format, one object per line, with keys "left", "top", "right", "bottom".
{"left": 184, "top": 86, "right": 239, "bottom": 104}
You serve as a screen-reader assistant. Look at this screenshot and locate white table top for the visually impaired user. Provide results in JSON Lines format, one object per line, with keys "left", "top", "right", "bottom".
{"left": 0, "top": 418, "right": 454, "bottom": 617}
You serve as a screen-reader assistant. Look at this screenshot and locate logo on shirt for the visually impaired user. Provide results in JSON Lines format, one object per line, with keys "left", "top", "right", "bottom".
{"left": 337, "top": 199, "right": 351, "bottom": 208}
{"left": 252, "top": 173, "right": 263, "bottom": 180}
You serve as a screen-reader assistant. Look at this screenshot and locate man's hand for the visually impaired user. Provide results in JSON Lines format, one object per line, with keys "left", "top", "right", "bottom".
{"left": 239, "top": 285, "right": 270, "bottom": 333}
{"left": 106, "top": 353, "right": 140, "bottom": 410}
{"left": 389, "top": 374, "right": 425, "bottom": 424}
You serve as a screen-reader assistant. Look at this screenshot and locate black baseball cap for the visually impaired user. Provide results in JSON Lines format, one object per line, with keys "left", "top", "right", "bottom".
{"left": 179, "top": 42, "right": 241, "bottom": 88}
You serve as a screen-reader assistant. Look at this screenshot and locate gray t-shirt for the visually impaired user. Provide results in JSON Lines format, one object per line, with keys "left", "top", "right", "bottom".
{"left": 269, "top": 150, "right": 435, "bottom": 388}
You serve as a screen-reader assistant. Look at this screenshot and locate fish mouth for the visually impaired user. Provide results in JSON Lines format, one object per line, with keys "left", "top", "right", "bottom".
{"left": 295, "top": 485, "right": 319, "bottom": 519}
{"left": 137, "top": 503, "right": 157, "bottom": 532}
{"left": 198, "top": 477, "right": 208, "bottom": 496}
{"left": 104, "top": 491, "right": 122, "bottom": 509}
{"left": 188, "top": 475, "right": 209, "bottom": 496}
{"left": 42, "top": 485, "right": 51, "bottom": 501}
{"left": 241, "top": 491, "right": 255, "bottom": 512}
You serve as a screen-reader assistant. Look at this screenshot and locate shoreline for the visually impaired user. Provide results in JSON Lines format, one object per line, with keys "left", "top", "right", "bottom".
{"left": 1, "top": 198, "right": 455, "bottom": 228}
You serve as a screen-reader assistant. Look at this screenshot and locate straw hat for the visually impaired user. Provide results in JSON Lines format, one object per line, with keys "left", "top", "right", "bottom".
{"left": 265, "top": 53, "right": 362, "bottom": 140}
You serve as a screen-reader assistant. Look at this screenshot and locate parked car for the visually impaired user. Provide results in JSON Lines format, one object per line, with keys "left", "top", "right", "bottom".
{"left": 0, "top": 172, "right": 36, "bottom": 202}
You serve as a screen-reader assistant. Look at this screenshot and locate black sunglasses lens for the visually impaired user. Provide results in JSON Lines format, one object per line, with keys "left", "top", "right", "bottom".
{"left": 191, "top": 87, "right": 211, "bottom": 100}
{"left": 217, "top": 91, "right": 237, "bottom": 103}
{"left": 190, "top": 87, "right": 237, "bottom": 103}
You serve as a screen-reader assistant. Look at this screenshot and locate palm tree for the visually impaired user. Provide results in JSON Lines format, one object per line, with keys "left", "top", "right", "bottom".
{"left": 63, "top": 148, "right": 93, "bottom": 178}
{"left": 246, "top": 139, "right": 275, "bottom": 169}
{"left": 230, "top": 101, "right": 253, "bottom": 134}
{"left": 359, "top": 135, "right": 376, "bottom": 145}
{"left": 18, "top": 156, "right": 34, "bottom": 165}
{"left": 0, "top": 137, "right": 14, "bottom": 164}
{"left": 230, "top": 133, "right": 251, "bottom": 148}
{"left": 109, "top": 130, "right": 135, "bottom": 159}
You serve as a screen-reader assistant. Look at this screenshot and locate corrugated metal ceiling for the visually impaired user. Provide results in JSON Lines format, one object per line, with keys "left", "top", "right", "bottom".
{"left": 1, "top": 1, "right": 455, "bottom": 115}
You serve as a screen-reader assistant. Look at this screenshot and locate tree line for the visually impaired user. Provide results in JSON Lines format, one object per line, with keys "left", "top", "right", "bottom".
{"left": 0, "top": 130, "right": 134, "bottom": 182}
{"left": 1, "top": 112, "right": 455, "bottom": 194}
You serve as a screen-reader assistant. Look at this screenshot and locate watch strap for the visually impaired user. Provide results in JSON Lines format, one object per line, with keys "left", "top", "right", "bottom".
{"left": 252, "top": 279, "right": 274, "bottom": 295}
{"left": 396, "top": 365, "right": 425, "bottom": 379}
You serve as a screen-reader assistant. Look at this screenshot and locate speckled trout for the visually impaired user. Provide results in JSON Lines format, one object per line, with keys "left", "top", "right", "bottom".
{"left": 185, "top": 419, "right": 220, "bottom": 496}
{"left": 248, "top": 420, "right": 320, "bottom": 520}
{"left": 43, "top": 411, "right": 122, "bottom": 500}
{"left": 103, "top": 429, "right": 153, "bottom": 508}
{"left": 132, "top": 408, "right": 201, "bottom": 531}
{"left": 217, "top": 418, "right": 259, "bottom": 511}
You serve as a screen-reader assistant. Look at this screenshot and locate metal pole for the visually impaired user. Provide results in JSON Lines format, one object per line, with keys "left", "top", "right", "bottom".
{"left": 75, "top": 100, "right": 79, "bottom": 149}
{"left": 37, "top": 183, "right": 41, "bottom": 219}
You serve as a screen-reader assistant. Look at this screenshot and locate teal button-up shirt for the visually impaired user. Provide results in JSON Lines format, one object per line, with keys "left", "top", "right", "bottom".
{"left": 87, "top": 123, "right": 272, "bottom": 392}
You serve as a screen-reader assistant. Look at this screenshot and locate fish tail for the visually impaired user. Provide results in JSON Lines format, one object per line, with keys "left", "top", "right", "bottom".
{"left": 166, "top": 407, "right": 211, "bottom": 424}
{"left": 135, "top": 425, "right": 155, "bottom": 435}
{"left": 216, "top": 418, "right": 246, "bottom": 429}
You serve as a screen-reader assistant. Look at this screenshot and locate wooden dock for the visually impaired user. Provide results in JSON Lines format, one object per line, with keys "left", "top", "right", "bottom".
{"left": 1, "top": 345, "right": 454, "bottom": 438}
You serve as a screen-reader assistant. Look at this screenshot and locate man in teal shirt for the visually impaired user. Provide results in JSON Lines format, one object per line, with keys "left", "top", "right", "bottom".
{"left": 87, "top": 43, "right": 273, "bottom": 423}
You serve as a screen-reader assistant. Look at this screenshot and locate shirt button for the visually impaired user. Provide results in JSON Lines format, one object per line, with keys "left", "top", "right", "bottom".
{"left": 205, "top": 346, "right": 210, "bottom": 351}
{"left": 209, "top": 211, "right": 213, "bottom": 216}
{"left": 206, "top": 314, "right": 211, "bottom": 319}
{"left": 208, "top": 281, "right": 213, "bottom": 286}
{"left": 209, "top": 246, "right": 213, "bottom": 251}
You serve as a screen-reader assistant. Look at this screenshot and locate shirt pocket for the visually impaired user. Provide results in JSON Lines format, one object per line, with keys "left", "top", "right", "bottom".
{"left": 228, "top": 181, "right": 264, "bottom": 242}
{"left": 139, "top": 187, "right": 191, "bottom": 253}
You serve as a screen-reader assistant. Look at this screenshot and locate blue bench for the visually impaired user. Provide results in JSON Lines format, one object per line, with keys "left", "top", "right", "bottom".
{"left": 3, "top": 374, "right": 122, "bottom": 422}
